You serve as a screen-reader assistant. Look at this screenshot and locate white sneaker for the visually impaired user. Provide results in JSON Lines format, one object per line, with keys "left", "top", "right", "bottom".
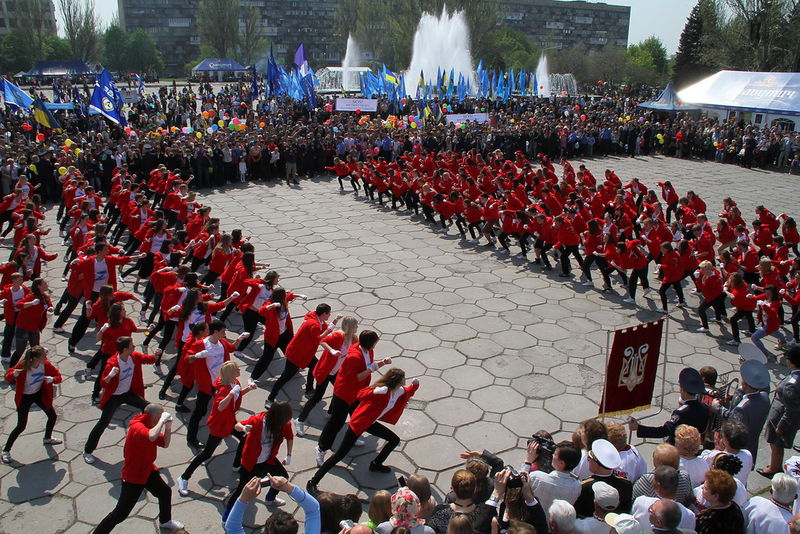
{"left": 672, "top": 297, "right": 679, "bottom": 303}
{"left": 140, "top": 312, "right": 147, "bottom": 322}
{"left": 581, "top": 280, "right": 593, "bottom": 287}
{"left": 295, "top": 420, "right": 305, "bottom": 437}
{"left": 265, "top": 497, "right": 286, "bottom": 506}
{"left": 315, "top": 446, "right": 325, "bottom": 467}
{"left": 622, "top": 297, "right": 635, "bottom": 304}
{"left": 726, "top": 339, "right": 740, "bottom": 346}
{"left": 53, "top": 327, "right": 65, "bottom": 334}
{"left": 696, "top": 327, "right": 709, "bottom": 333}
{"left": 159, "top": 520, "right": 184, "bottom": 530}
{"left": 177, "top": 477, "right": 189, "bottom": 496}
{"left": 83, "top": 452, "right": 95, "bottom": 464}
{"left": 354, "top": 438, "right": 365, "bottom": 447}
{"left": 1, "top": 452, "right": 11, "bottom": 464}
{"left": 676, "top": 302, "right": 686, "bottom": 308}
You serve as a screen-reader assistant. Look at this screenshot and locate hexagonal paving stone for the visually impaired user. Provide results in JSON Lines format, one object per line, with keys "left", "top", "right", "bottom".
{"left": 427, "top": 397, "right": 482, "bottom": 426}
{"left": 455, "top": 338, "right": 503, "bottom": 360}
{"left": 550, "top": 363, "right": 603, "bottom": 389}
{"left": 373, "top": 317, "right": 417, "bottom": 335}
{"left": 417, "top": 347, "right": 467, "bottom": 370}
{"left": 544, "top": 393, "right": 600, "bottom": 423}
{"left": 414, "top": 309, "right": 453, "bottom": 327}
{"left": 454, "top": 421, "right": 518, "bottom": 452}
{"left": 511, "top": 373, "right": 567, "bottom": 399}
{"left": 394, "top": 331, "right": 439, "bottom": 351}
{"left": 404, "top": 435, "right": 463, "bottom": 471}
{"left": 466, "top": 316, "right": 511, "bottom": 334}
{"left": 481, "top": 354, "right": 534, "bottom": 378}
{"left": 432, "top": 324, "right": 477, "bottom": 342}
{"left": 358, "top": 303, "right": 400, "bottom": 321}
{"left": 470, "top": 386, "right": 526, "bottom": 413}
{"left": 412, "top": 376, "right": 454, "bottom": 401}
{"left": 441, "top": 366, "right": 493, "bottom": 390}
{"left": 491, "top": 330, "right": 537, "bottom": 350}
{"left": 525, "top": 323, "right": 571, "bottom": 342}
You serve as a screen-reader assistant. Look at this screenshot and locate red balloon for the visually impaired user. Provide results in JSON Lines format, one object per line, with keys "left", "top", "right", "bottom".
{"left": 355, "top": 109, "right": 361, "bottom": 115}
{"left": 36, "top": 132, "right": 45, "bottom": 141}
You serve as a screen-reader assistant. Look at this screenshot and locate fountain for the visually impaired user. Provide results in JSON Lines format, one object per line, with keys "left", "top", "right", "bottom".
{"left": 405, "top": 7, "right": 475, "bottom": 97}
{"left": 535, "top": 54, "right": 551, "bottom": 97}
{"left": 341, "top": 34, "right": 361, "bottom": 92}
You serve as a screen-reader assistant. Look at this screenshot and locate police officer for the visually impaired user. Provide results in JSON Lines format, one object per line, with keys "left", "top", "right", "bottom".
{"left": 627, "top": 367, "right": 709, "bottom": 445}
{"left": 714, "top": 359, "right": 771, "bottom": 463}
{"left": 759, "top": 346, "right": 800, "bottom": 479}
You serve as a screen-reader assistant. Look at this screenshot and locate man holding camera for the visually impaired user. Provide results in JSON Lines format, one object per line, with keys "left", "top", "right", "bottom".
{"left": 520, "top": 437, "right": 583, "bottom": 520}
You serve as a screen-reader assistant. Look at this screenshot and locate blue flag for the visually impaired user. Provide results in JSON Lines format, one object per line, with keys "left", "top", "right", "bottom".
{"left": 250, "top": 65, "right": 259, "bottom": 101}
{"left": 52, "top": 80, "right": 63, "bottom": 103}
{"left": 136, "top": 74, "right": 145, "bottom": 96}
{"left": 3, "top": 79, "right": 34, "bottom": 110}
{"left": 294, "top": 43, "right": 310, "bottom": 77}
{"left": 89, "top": 69, "right": 127, "bottom": 126}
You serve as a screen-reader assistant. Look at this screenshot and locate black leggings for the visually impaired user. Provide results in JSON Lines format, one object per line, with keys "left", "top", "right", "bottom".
{"left": 659, "top": 280, "right": 685, "bottom": 309}
{"left": 560, "top": 245, "right": 584, "bottom": 275}
{"left": 238, "top": 309, "right": 263, "bottom": 352}
{"left": 318, "top": 394, "right": 355, "bottom": 452}
{"left": 268, "top": 358, "right": 316, "bottom": 401}
{"left": 4, "top": 390, "right": 57, "bottom": 452}
{"left": 143, "top": 316, "right": 177, "bottom": 352}
{"left": 94, "top": 470, "right": 172, "bottom": 533}
{"left": 181, "top": 430, "right": 245, "bottom": 480}
{"left": 53, "top": 294, "right": 81, "bottom": 329}
{"left": 159, "top": 341, "right": 186, "bottom": 396}
{"left": 224, "top": 460, "right": 288, "bottom": 516}
{"left": 252, "top": 330, "right": 293, "bottom": 380}
{"left": 298, "top": 374, "right": 335, "bottom": 422}
{"left": 187, "top": 391, "right": 213, "bottom": 443}
{"left": 698, "top": 294, "right": 727, "bottom": 329}
{"left": 1, "top": 322, "right": 15, "bottom": 360}
{"left": 89, "top": 352, "right": 113, "bottom": 399}
{"left": 310, "top": 424, "right": 399, "bottom": 485}
{"left": 583, "top": 254, "right": 612, "bottom": 287}
{"left": 730, "top": 309, "right": 756, "bottom": 342}
{"left": 628, "top": 266, "right": 650, "bottom": 298}
{"left": 85, "top": 392, "right": 148, "bottom": 453}
{"left": 467, "top": 222, "right": 482, "bottom": 240}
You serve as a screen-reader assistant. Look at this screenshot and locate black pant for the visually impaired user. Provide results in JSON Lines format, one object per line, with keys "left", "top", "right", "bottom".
{"left": 583, "top": 254, "right": 612, "bottom": 287}
{"left": 53, "top": 294, "right": 81, "bottom": 329}
{"left": 730, "top": 309, "right": 756, "bottom": 342}
{"left": 310, "top": 424, "right": 399, "bottom": 485}
{"left": 1, "top": 322, "right": 15, "bottom": 360}
{"left": 90, "top": 352, "right": 113, "bottom": 399}
{"left": 299, "top": 374, "right": 335, "bottom": 422}
{"left": 4, "top": 390, "right": 57, "bottom": 452}
{"left": 252, "top": 330, "right": 293, "bottom": 380}
{"left": 535, "top": 240, "right": 553, "bottom": 268}
{"left": 560, "top": 245, "right": 584, "bottom": 275}
{"left": 85, "top": 392, "right": 148, "bottom": 453}
{"left": 187, "top": 391, "right": 212, "bottom": 443}
{"left": 238, "top": 309, "right": 263, "bottom": 352}
{"left": 94, "top": 470, "right": 172, "bottom": 533}
{"left": 181, "top": 430, "right": 245, "bottom": 480}
{"left": 318, "top": 394, "right": 355, "bottom": 452}
{"left": 659, "top": 280, "right": 684, "bottom": 309}
{"left": 628, "top": 266, "right": 650, "bottom": 298}
{"left": 159, "top": 341, "right": 186, "bottom": 396}
{"left": 224, "top": 460, "right": 288, "bottom": 516}
{"left": 698, "top": 294, "right": 727, "bottom": 329}
{"left": 268, "top": 358, "right": 316, "bottom": 401}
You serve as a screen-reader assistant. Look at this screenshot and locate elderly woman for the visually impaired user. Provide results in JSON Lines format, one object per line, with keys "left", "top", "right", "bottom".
{"left": 675, "top": 425, "right": 708, "bottom": 487}
{"left": 376, "top": 487, "right": 434, "bottom": 534}
{"left": 694, "top": 469, "right": 745, "bottom": 534}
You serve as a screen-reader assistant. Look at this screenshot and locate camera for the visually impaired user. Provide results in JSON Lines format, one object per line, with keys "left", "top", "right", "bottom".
{"left": 527, "top": 432, "right": 556, "bottom": 455}
{"left": 339, "top": 520, "right": 355, "bottom": 530}
{"left": 504, "top": 466, "right": 525, "bottom": 489}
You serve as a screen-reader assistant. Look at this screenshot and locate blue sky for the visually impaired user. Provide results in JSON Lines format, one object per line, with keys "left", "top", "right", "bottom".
{"left": 87, "top": 0, "right": 696, "bottom": 55}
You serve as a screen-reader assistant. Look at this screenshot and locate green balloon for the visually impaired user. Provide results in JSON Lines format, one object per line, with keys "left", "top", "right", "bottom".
{"left": 228, "top": 123, "right": 236, "bottom": 131}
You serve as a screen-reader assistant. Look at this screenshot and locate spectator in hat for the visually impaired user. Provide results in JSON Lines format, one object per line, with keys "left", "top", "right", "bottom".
{"left": 631, "top": 466, "right": 696, "bottom": 530}
{"left": 574, "top": 439, "right": 633, "bottom": 518}
{"left": 572, "top": 481, "right": 619, "bottom": 533}
{"left": 713, "top": 359, "right": 770, "bottom": 463}
{"left": 629, "top": 368, "right": 710, "bottom": 445}
{"left": 604, "top": 513, "right": 643, "bottom": 534}
{"left": 742, "top": 473, "right": 796, "bottom": 533}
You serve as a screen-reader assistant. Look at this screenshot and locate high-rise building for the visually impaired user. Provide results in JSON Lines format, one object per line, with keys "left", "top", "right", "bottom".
{"left": 499, "top": 0, "right": 630, "bottom": 50}
{"left": 118, "top": 0, "right": 340, "bottom": 77}
{"left": 0, "top": 0, "right": 57, "bottom": 37}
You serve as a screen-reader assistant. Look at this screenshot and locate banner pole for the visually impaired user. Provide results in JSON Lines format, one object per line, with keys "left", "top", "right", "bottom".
{"left": 601, "top": 329, "right": 612, "bottom": 421}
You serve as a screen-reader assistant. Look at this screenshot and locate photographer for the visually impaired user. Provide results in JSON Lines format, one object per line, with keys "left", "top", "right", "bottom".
{"left": 488, "top": 468, "right": 549, "bottom": 534}
{"left": 521, "top": 439, "right": 583, "bottom": 521}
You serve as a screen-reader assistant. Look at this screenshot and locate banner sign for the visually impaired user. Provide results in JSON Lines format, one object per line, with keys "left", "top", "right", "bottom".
{"left": 599, "top": 319, "right": 664, "bottom": 417}
{"left": 335, "top": 98, "right": 378, "bottom": 112}
{"left": 445, "top": 112, "right": 490, "bottom": 124}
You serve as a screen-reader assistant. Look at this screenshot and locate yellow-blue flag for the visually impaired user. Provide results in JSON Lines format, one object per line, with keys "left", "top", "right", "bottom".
{"left": 33, "top": 99, "right": 62, "bottom": 131}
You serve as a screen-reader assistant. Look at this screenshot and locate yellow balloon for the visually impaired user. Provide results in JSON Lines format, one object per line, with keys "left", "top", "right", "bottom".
{"left": 196, "top": 132, "right": 202, "bottom": 138}
{"left": 58, "top": 166, "right": 67, "bottom": 175}
{"left": 218, "top": 120, "right": 225, "bottom": 127}
{"left": 64, "top": 139, "right": 73, "bottom": 147}
{"left": 74, "top": 148, "right": 81, "bottom": 156}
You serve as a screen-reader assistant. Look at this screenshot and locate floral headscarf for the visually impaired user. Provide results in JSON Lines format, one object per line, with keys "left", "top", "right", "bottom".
{"left": 389, "top": 487, "right": 425, "bottom": 528}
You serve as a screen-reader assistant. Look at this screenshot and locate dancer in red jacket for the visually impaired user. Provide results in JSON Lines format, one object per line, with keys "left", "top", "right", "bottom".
{"left": 10, "top": 277, "right": 52, "bottom": 366}
{"left": 2, "top": 346, "right": 62, "bottom": 463}
{"left": 0, "top": 272, "right": 29, "bottom": 361}
{"left": 267, "top": 303, "right": 341, "bottom": 402}
{"left": 83, "top": 337, "right": 161, "bottom": 464}
{"left": 694, "top": 260, "right": 727, "bottom": 333}
{"left": 307, "top": 368, "right": 419, "bottom": 493}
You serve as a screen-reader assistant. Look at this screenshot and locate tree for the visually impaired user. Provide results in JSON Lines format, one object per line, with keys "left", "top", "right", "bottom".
{"left": 239, "top": 6, "right": 266, "bottom": 66}
{"left": 625, "top": 37, "right": 669, "bottom": 85}
{"left": 103, "top": 23, "right": 130, "bottom": 72}
{"left": 10, "top": 0, "right": 56, "bottom": 62}
{"left": 57, "top": 0, "right": 100, "bottom": 61}
{"left": 674, "top": 0, "right": 712, "bottom": 86}
{"left": 724, "top": 0, "right": 791, "bottom": 70}
{"left": 198, "top": 0, "right": 239, "bottom": 58}
{"left": 127, "top": 29, "right": 163, "bottom": 73}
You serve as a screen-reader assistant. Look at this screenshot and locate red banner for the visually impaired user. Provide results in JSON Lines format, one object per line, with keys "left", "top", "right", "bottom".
{"left": 599, "top": 319, "right": 664, "bottom": 417}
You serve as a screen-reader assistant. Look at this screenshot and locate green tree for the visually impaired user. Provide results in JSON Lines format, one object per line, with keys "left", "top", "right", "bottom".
{"left": 57, "top": 0, "right": 101, "bottom": 61}
{"left": 239, "top": 6, "right": 266, "bottom": 66}
{"left": 126, "top": 29, "right": 163, "bottom": 73}
{"left": 673, "top": 0, "right": 723, "bottom": 87}
{"left": 103, "top": 23, "right": 130, "bottom": 72}
{"left": 198, "top": 0, "right": 239, "bottom": 58}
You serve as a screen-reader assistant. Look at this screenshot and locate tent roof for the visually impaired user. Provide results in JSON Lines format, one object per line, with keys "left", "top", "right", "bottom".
{"left": 637, "top": 83, "right": 699, "bottom": 112}
{"left": 26, "top": 60, "right": 94, "bottom": 76}
{"left": 192, "top": 58, "right": 247, "bottom": 72}
{"left": 677, "top": 70, "right": 800, "bottom": 116}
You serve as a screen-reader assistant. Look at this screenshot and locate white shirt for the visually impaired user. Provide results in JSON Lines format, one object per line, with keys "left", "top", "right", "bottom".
{"left": 573, "top": 516, "right": 610, "bottom": 534}
{"left": 256, "top": 414, "right": 274, "bottom": 464}
{"left": 377, "top": 387, "right": 405, "bottom": 420}
{"left": 23, "top": 363, "right": 45, "bottom": 395}
{"left": 277, "top": 308, "right": 288, "bottom": 334}
{"left": 203, "top": 337, "right": 225, "bottom": 383}
{"left": 632, "top": 496, "right": 695, "bottom": 530}
{"left": 252, "top": 285, "right": 272, "bottom": 310}
{"left": 693, "top": 480, "right": 749, "bottom": 508}
{"left": 680, "top": 456, "right": 710, "bottom": 488}
{"left": 114, "top": 356, "right": 135, "bottom": 395}
{"left": 10, "top": 286, "right": 25, "bottom": 307}
{"left": 361, "top": 347, "right": 372, "bottom": 369}
{"left": 331, "top": 338, "right": 352, "bottom": 375}
{"left": 574, "top": 450, "right": 592, "bottom": 480}
{"left": 525, "top": 469, "right": 582, "bottom": 520}
{"left": 150, "top": 233, "right": 167, "bottom": 253}
{"left": 92, "top": 259, "right": 109, "bottom": 292}
{"left": 743, "top": 496, "right": 792, "bottom": 534}
{"left": 182, "top": 309, "right": 204, "bottom": 342}
{"left": 701, "top": 449, "right": 753, "bottom": 487}
{"left": 618, "top": 445, "right": 648, "bottom": 482}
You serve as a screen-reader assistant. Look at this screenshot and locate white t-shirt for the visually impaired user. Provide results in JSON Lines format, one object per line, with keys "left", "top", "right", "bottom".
{"left": 680, "top": 456, "right": 710, "bottom": 488}
{"left": 182, "top": 309, "right": 204, "bottom": 342}
{"left": 256, "top": 414, "right": 274, "bottom": 464}
{"left": 150, "top": 233, "right": 167, "bottom": 253}
{"left": 277, "top": 308, "right": 288, "bottom": 334}
{"left": 632, "top": 496, "right": 695, "bottom": 531}
{"left": 23, "top": 363, "right": 45, "bottom": 395}
{"left": 252, "top": 285, "right": 272, "bottom": 310}
{"left": 331, "top": 338, "right": 352, "bottom": 375}
{"left": 693, "top": 480, "right": 749, "bottom": 508}
{"left": 92, "top": 259, "right": 109, "bottom": 292}
{"left": 10, "top": 286, "right": 25, "bottom": 307}
{"left": 701, "top": 449, "right": 753, "bottom": 487}
{"left": 573, "top": 517, "right": 610, "bottom": 534}
{"left": 203, "top": 337, "right": 225, "bottom": 384}
{"left": 114, "top": 356, "right": 135, "bottom": 395}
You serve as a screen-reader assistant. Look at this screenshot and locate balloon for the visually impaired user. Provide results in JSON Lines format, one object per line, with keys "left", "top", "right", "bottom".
{"left": 625, "top": 115, "right": 631, "bottom": 121}
{"left": 333, "top": 126, "right": 339, "bottom": 132}
{"left": 233, "top": 118, "right": 240, "bottom": 125}
{"left": 259, "top": 122, "right": 265, "bottom": 128}
{"left": 212, "top": 124, "right": 219, "bottom": 131}
{"left": 455, "top": 123, "right": 462, "bottom": 128}
{"left": 410, "top": 122, "right": 417, "bottom": 128}
{"left": 181, "top": 127, "right": 189, "bottom": 134}
{"left": 64, "top": 139, "right": 73, "bottom": 147}
{"left": 228, "top": 123, "right": 235, "bottom": 131}
{"left": 373, "top": 147, "right": 379, "bottom": 155}
{"left": 74, "top": 148, "right": 81, "bottom": 156}
{"left": 713, "top": 142, "right": 718, "bottom": 147}
{"left": 36, "top": 133, "right": 45, "bottom": 142}
{"left": 401, "top": 98, "right": 406, "bottom": 105}
{"left": 207, "top": 127, "right": 213, "bottom": 134}
{"left": 580, "top": 114, "right": 586, "bottom": 121}
{"left": 208, "top": 110, "right": 215, "bottom": 118}
{"left": 574, "top": 105, "right": 580, "bottom": 111}
{"left": 196, "top": 132, "right": 202, "bottom": 138}
{"left": 202, "top": 111, "right": 209, "bottom": 119}
{"left": 408, "top": 115, "right": 414, "bottom": 121}
{"left": 638, "top": 117, "right": 645, "bottom": 123}
{"left": 355, "top": 109, "right": 361, "bottom": 115}
{"left": 659, "top": 138, "right": 665, "bottom": 145}
{"left": 461, "top": 123, "right": 466, "bottom": 129}
{"left": 218, "top": 120, "right": 225, "bottom": 127}
{"left": 129, "top": 130, "right": 137, "bottom": 137}
{"left": 58, "top": 167, "right": 67, "bottom": 175}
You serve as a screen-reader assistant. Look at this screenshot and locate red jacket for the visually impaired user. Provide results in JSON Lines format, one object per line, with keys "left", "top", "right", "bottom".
{"left": 257, "top": 295, "right": 296, "bottom": 346}
{"left": 14, "top": 292, "right": 52, "bottom": 332}
{"left": 555, "top": 220, "right": 580, "bottom": 248}
{"left": 755, "top": 297, "right": 782, "bottom": 333}
{"left": 312, "top": 331, "right": 350, "bottom": 383}
{"left": 284, "top": 311, "right": 328, "bottom": 368}
{"left": 349, "top": 382, "right": 419, "bottom": 435}
{"left": 206, "top": 377, "right": 242, "bottom": 438}
{"left": 1, "top": 284, "right": 30, "bottom": 326}
{"left": 332, "top": 343, "right": 375, "bottom": 405}
{"left": 77, "top": 254, "right": 134, "bottom": 299}
{"left": 238, "top": 415, "right": 293, "bottom": 471}
{"left": 728, "top": 285, "right": 756, "bottom": 312}
{"left": 121, "top": 413, "right": 166, "bottom": 485}
{"left": 99, "top": 351, "right": 157, "bottom": 408}
{"left": 695, "top": 268, "right": 724, "bottom": 302}
{"left": 659, "top": 250, "right": 682, "bottom": 283}
{"left": 5, "top": 360, "right": 61, "bottom": 409}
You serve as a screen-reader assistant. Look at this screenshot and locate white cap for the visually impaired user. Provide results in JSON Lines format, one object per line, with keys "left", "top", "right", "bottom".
{"left": 592, "top": 481, "right": 619, "bottom": 510}
{"left": 605, "top": 513, "right": 642, "bottom": 534}
{"left": 591, "top": 439, "right": 622, "bottom": 469}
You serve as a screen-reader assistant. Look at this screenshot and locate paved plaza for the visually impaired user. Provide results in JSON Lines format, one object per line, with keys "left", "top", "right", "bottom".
{"left": 1, "top": 154, "right": 798, "bottom": 532}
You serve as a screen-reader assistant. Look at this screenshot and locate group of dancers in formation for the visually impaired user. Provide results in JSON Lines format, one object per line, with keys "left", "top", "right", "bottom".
{"left": 1, "top": 145, "right": 798, "bottom": 532}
